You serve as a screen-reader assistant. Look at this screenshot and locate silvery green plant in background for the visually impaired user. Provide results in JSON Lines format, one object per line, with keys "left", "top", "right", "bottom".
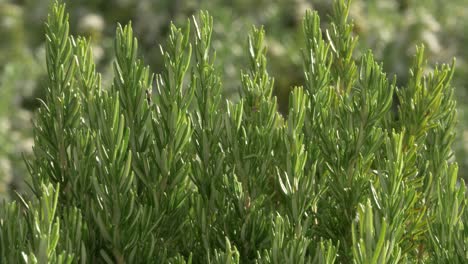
{"left": 0, "top": 0, "right": 467, "bottom": 263}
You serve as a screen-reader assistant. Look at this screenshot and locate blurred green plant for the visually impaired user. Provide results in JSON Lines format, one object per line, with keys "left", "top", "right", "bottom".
{"left": 1, "top": 1, "right": 466, "bottom": 263}
{"left": 0, "top": 60, "right": 40, "bottom": 201}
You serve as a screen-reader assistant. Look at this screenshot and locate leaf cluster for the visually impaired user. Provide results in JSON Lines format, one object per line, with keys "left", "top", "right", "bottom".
{"left": 0, "top": 1, "right": 466, "bottom": 263}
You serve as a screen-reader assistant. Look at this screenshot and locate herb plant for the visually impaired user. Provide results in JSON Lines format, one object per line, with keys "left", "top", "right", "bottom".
{"left": 0, "top": 0, "right": 466, "bottom": 263}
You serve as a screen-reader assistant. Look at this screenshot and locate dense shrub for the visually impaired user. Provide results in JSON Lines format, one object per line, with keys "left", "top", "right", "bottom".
{"left": 2, "top": 0, "right": 468, "bottom": 201}
{"left": 0, "top": 1, "right": 467, "bottom": 263}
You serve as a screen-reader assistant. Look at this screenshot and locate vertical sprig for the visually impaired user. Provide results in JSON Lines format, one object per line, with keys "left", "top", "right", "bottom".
{"left": 301, "top": 10, "right": 334, "bottom": 166}
{"left": 241, "top": 25, "right": 275, "bottom": 116}
{"left": 0, "top": 200, "right": 28, "bottom": 262}
{"left": 25, "top": 184, "right": 75, "bottom": 264}
{"left": 191, "top": 11, "right": 223, "bottom": 202}
{"left": 230, "top": 25, "right": 281, "bottom": 199}
{"left": 155, "top": 21, "right": 193, "bottom": 113}
{"left": 370, "top": 131, "right": 418, "bottom": 260}
{"left": 301, "top": 1, "right": 397, "bottom": 261}
{"left": 74, "top": 36, "right": 102, "bottom": 128}
{"left": 428, "top": 164, "right": 466, "bottom": 263}
{"left": 327, "top": 0, "right": 358, "bottom": 94}
{"left": 395, "top": 47, "right": 458, "bottom": 257}
{"left": 267, "top": 215, "right": 312, "bottom": 264}
{"left": 301, "top": 9, "right": 334, "bottom": 200}
{"left": 351, "top": 200, "right": 400, "bottom": 264}
{"left": 150, "top": 20, "right": 193, "bottom": 193}
{"left": 277, "top": 87, "right": 321, "bottom": 232}
{"left": 220, "top": 25, "right": 282, "bottom": 262}
{"left": 44, "top": 3, "right": 75, "bottom": 98}
{"left": 210, "top": 238, "right": 241, "bottom": 264}
{"left": 190, "top": 11, "right": 226, "bottom": 259}
{"left": 397, "top": 46, "right": 455, "bottom": 145}
{"left": 89, "top": 91, "right": 142, "bottom": 263}
{"left": 1, "top": 184, "right": 79, "bottom": 264}
{"left": 30, "top": 2, "right": 80, "bottom": 195}
{"left": 422, "top": 60, "right": 465, "bottom": 261}
{"left": 74, "top": 37, "right": 101, "bottom": 100}
{"left": 146, "top": 20, "right": 194, "bottom": 258}
{"left": 113, "top": 23, "right": 153, "bottom": 189}
{"left": 302, "top": 10, "right": 333, "bottom": 95}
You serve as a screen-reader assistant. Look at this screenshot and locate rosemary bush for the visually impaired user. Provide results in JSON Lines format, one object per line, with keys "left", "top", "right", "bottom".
{"left": 1, "top": 0, "right": 467, "bottom": 263}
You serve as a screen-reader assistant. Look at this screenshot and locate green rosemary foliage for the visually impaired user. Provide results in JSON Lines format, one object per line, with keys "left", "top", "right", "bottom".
{"left": 0, "top": 1, "right": 466, "bottom": 263}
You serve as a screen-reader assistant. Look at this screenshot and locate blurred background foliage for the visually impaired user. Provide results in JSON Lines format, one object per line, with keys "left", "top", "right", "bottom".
{"left": 0, "top": 0, "right": 467, "bottom": 200}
